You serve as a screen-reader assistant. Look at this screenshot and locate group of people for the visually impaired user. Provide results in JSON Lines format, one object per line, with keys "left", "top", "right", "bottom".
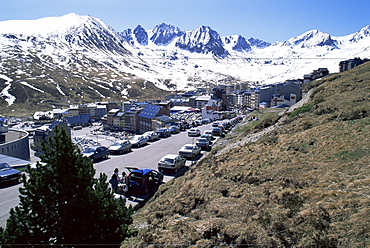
{"left": 109, "top": 168, "right": 129, "bottom": 193}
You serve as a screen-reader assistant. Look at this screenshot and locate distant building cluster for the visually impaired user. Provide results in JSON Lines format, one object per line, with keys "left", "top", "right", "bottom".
{"left": 339, "top": 57, "right": 369, "bottom": 72}
{"left": 29, "top": 66, "right": 334, "bottom": 136}
{"left": 3, "top": 57, "right": 370, "bottom": 162}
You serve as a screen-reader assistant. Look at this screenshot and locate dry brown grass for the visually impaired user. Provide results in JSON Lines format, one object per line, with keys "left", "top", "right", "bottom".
{"left": 122, "top": 63, "right": 370, "bottom": 247}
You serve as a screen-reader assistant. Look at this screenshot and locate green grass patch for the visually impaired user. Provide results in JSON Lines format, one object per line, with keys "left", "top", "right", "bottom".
{"left": 289, "top": 102, "right": 315, "bottom": 118}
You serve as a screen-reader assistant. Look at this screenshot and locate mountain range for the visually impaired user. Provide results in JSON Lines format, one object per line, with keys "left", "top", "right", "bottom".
{"left": 0, "top": 13, "right": 369, "bottom": 113}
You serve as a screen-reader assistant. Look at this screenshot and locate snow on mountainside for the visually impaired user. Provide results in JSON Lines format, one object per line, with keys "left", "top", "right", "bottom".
{"left": 0, "top": 13, "right": 370, "bottom": 111}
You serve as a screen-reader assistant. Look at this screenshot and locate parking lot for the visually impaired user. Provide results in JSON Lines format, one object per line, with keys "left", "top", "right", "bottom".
{"left": 71, "top": 116, "right": 242, "bottom": 208}
{"left": 0, "top": 115, "right": 243, "bottom": 227}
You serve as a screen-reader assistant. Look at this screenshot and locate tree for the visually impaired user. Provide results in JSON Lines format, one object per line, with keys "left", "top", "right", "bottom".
{"left": 0, "top": 127, "right": 133, "bottom": 247}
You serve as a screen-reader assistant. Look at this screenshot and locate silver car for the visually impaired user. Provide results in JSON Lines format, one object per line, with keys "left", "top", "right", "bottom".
{"left": 188, "top": 128, "right": 201, "bottom": 137}
{"left": 129, "top": 135, "right": 148, "bottom": 148}
{"left": 158, "top": 154, "right": 186, "bottom": 174}
{"left": 143, "top": 131, "right": 160, "bottom": 142}
{"left": 179, "top": 144, "right": 201, "bottom": 159}
{"left": 108, "top": 140, "right": 132, "bottom": 154}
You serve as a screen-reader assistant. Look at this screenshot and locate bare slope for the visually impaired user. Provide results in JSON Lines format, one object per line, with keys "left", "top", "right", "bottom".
{"left": 123, "top": 62, "right": 370, "bottom": 247}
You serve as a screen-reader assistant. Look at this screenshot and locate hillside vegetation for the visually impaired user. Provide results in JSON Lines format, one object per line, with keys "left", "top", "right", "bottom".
{"left": 122, "top": 62, "right": 370, "bottom": 247}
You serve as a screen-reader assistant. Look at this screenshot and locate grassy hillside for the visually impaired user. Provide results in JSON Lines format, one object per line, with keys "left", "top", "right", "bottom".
{"left": 122, "top": 62, "right": 370, "bottom": 247}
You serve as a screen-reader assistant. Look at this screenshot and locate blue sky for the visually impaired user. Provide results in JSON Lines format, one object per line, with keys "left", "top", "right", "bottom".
{"left": 0, "top": 0, "right": 369, "bottom": 43}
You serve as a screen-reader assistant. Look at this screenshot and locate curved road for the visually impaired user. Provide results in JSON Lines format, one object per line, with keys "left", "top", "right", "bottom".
{"left": 0, "top": 123, "right": 215, "bottom": 228}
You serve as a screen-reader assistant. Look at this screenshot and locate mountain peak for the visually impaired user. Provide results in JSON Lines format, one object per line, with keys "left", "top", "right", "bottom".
{"left": 133, "top": 25, "right": 148, "bottom": 45}
{"left": 349, "top": 25, "right": 370, "bottom": 42}
{"left": 175, "top": 25, "right": 228, "bottom": 57}
{"left": 150, "top": 23, "right": 184, "bottom": 45}
{"left": 283, "top": 29, "right": 337, "bottom": 48}
{"left": 0, "top": 13, "right": 111, "bottom": 37}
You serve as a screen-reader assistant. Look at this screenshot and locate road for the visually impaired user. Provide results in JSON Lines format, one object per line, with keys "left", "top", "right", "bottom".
{"left": 0, "top": 123, "right": 215, "bottom": 228}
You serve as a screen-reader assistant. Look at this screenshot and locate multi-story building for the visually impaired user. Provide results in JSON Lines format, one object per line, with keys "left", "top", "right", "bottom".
{"left": 32, "top": 121, "right": 71, "bottom": 155}
{"left": 124, "top": 107, "right": 142, "bottom": 133}
{"left": 137, "top": 103, "right": 171, "bottom": 133}
{"left": 250, "top": 90, "right": 261, "bottom": 109}
{"left": 106, "top": 108, "right": 120, "bottom": 130}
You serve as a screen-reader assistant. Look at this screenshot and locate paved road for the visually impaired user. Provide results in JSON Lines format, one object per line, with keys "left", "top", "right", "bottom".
{"left": 0, "top": 123, "right": 215, "bottom": 228}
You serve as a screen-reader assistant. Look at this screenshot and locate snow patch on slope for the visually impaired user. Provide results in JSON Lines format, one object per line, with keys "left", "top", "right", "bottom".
{"left": 0, "top": 74, "right": 16, "bottom": 106}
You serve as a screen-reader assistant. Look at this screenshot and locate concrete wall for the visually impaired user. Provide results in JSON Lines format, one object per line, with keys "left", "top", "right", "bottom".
{"left": 0, "top": 129, "right": 30, "bottom": 161}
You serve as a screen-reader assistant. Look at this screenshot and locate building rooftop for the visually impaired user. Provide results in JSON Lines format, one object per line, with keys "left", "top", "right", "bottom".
{"left": 1, "top": 130, "right": 28, "bottom": 143}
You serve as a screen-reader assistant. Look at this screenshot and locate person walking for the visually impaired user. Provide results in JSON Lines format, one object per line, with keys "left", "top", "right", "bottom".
{"left": 109, "top": 174, "right": 119, "bottom": 193}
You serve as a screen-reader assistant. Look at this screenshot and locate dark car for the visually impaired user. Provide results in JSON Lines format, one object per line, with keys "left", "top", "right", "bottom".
{"left": 212, "top": 127, "right": 222, "bottom": 136}
{"left": 125, "top": 167, "right": 164, "bottom": 195}
{"left": 168, "top": 126, "right": 180, "bottom": 134}
{"left": 0, "top": 163, "right": 21, "bottom": 184}
{"left": 156, "top": 128, "right": 171, "bottom": 138}
{"left": 82, "top": 145, "right": 109, "bottom": 162}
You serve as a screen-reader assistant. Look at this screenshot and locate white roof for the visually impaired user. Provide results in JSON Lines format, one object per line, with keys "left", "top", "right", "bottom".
{"left": 195, "top": 95, "right": 211, "bottom": 101}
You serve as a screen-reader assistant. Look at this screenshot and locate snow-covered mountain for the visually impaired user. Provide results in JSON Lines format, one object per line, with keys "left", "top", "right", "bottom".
{"left": 0, "top": 13, "right": 369, "bottom": 110}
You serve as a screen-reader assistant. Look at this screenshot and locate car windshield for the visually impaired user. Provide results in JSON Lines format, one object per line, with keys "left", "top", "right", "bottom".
{"left": 184, "top": 146, "right": 194, "bottom": 150}
{"left": 112, "top": 142, "right": 123, "bottom": 146}
{"left": 162, "top": 158, "right": 174, "bottom": 164}
{"left": 198, "top": 138, "right": 207, "bottom": 142}
{"left": 130, "top": 136, "right": 140, "bottom": 141}
{"left": 0, "top": 163, "right": 11, "bottom": 171}
{"left": 83, "top": 147, "right": 95, "bottom": 153}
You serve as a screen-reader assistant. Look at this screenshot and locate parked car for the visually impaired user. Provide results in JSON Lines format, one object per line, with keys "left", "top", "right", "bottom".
{"left": 156, "top": 128, "right": 171, "bottom": 138}
{"left": 212, "top": 122, "right": 220, "bottom": 127}
{"left": 203, "top": 130, "right": 214, "bottom": 140}
{"left": 179, "top": 144, "right": 201, "bottom": 159}
{"left": 129, "top": 135, "right": 148, "bottom": 147}
{"left": 158, "top": 154, "right": 186, "bottom": 174}
{"left": 143, "top": 131, "right": 160, "bottom": 142}
{"left": 196, "top": 138, "right": 211, "bottom": 150}
{"left": 0, "top": 163, "right": 21, "bottom": 184}
{"left": 82, "top": 145, "right": 109, "bottom": 162}
{"left": 200, "top": 134, "right": 212, "bottom": 142}
{"left": 173, "top": 121, "right": 186, "bottom": 131}
{"left": 168, "top": 126, "right": 180, "bottom": 134}
{"left": 108, "top": 140, "right": 132, "bottom": 154}
{"left": 188, "top": 128, "right": 201, "bottom": 137}
{"left": 126, "top": 167, "right": 163, "bottom": 195}
{"left": 212, "top": 127, "right": 223, "bottom": 136}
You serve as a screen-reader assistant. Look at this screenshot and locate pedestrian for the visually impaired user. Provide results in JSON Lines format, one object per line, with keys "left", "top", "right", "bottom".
{"left": 109, "top": 174, "right": 119, "bottom": 193}
{"left": 114, "top": 168, "right": 119, "bottom": 176}
{"left": 121, "top": 172, "right": 129, "bottom": 193}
